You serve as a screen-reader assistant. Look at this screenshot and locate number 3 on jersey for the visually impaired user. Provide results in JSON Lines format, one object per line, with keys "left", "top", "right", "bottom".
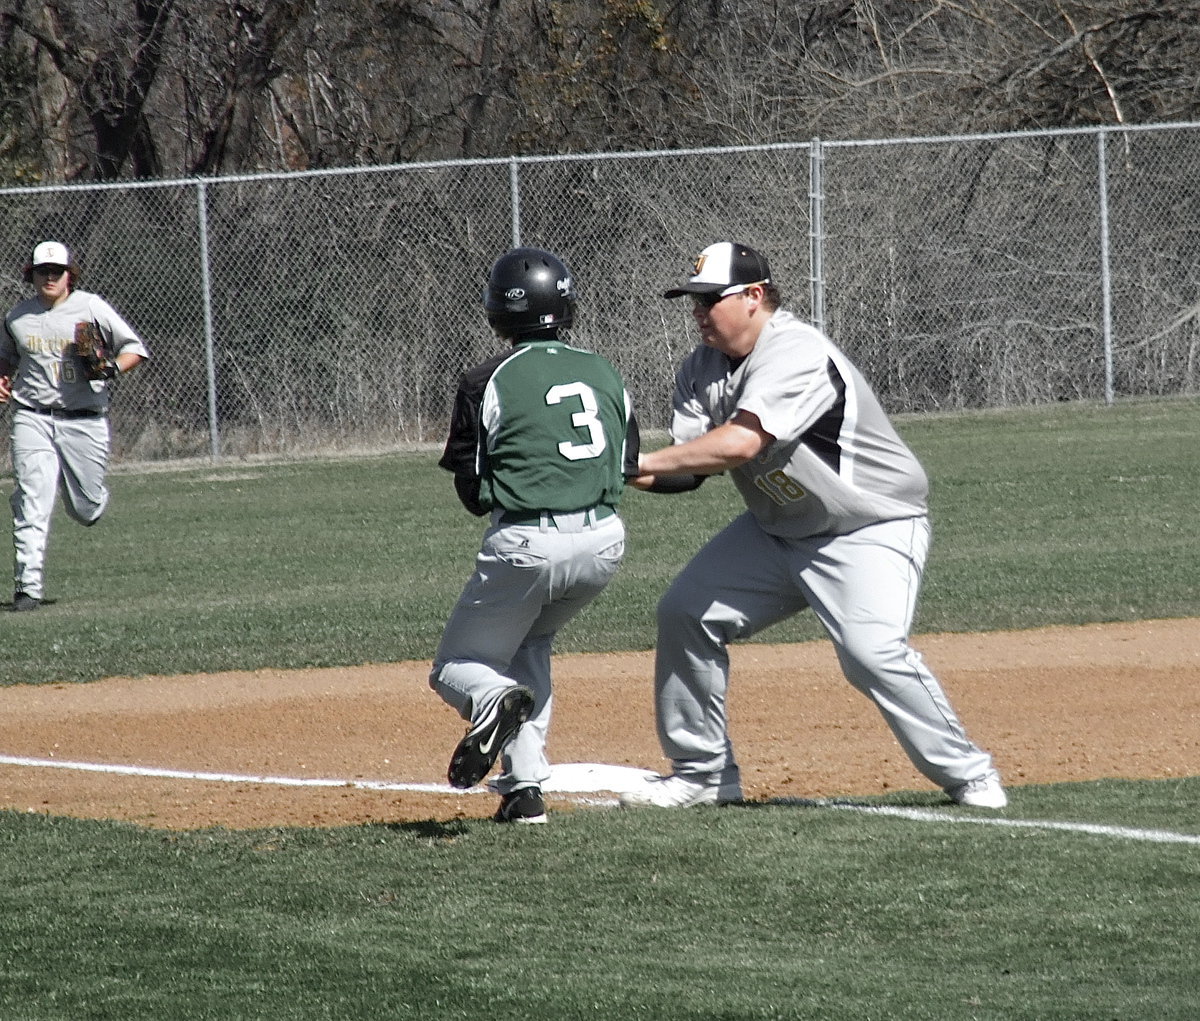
{"left": 545, "top": 381, "right": 607, "bottom": 461}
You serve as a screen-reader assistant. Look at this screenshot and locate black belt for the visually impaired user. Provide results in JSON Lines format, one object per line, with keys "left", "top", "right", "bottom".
{"left": 16, "top": 403, "right": 103, "bottom": 419}
{"left": 499, "top": 505, "right": 617, "bottom": 527}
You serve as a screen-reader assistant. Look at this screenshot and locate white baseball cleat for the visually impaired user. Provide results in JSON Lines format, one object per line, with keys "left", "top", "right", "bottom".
{"left": 618, "top": 771, "right": 743, "bottom": 808}
{"left": 947, "top": 774, "right": 1008, "bottom": 809}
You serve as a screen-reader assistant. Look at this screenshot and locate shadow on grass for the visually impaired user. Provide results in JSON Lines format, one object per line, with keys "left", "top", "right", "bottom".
{"left": 380, "top": 818, "right": 474, "bottom": 840}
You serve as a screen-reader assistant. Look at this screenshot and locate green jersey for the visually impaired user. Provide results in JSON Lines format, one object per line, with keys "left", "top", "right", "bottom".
{"left": 440, "top": 337, "right": 638, "bottom": 516}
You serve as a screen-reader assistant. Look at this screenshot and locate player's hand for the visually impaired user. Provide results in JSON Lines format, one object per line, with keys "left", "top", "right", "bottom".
{"left": 628, "top": 473, "right": 656, "bottom": 490}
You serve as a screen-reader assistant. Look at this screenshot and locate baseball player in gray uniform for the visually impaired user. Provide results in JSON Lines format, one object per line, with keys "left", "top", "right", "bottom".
{"left": 430, "top": 247, "right": 639, "bottom": 824}
{"left": 621, "top": 241, "right": 1006, "bottom": 810}
{"left": 1, "top": 241, "right": 150, "bottom": 611}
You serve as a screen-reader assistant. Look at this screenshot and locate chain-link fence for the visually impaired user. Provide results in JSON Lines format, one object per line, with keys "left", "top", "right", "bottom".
{"left": 2, "top": 121, "right": 1198, "bottom": 463}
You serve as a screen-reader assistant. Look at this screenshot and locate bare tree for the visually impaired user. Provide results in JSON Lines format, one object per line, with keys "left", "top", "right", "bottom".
{"left": 661, "top": 1, "right": 1200, "bottom": 143}
{"left": 1, "top": 0, "right": 175, "bottom": 179}
{"left": 430, "top": 0, "right": 699, "bottom": 155}
{"left": 0, "top": 1, "right": 42, "bottom": 181}
{"left": 170, "top": 1, "right": 305, "bottom": 174}
{"left": 3, "top": 0, "right": 1200, "bottom": 183}
{"left": 969, "top": 2, "right": 1200, "bottom": 130}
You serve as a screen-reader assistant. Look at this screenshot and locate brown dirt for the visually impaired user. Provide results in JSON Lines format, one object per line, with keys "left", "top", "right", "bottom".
{"left": 1, "top": 618, "right": 1197, "bottom": 830}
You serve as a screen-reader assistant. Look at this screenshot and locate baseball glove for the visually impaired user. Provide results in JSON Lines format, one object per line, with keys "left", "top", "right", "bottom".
{"left": 73, "top": 320, "right": 119, "bottom": 380}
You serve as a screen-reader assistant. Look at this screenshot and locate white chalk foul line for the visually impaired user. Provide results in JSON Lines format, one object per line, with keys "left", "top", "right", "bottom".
{"left": 0, "top": 753, "right": 468, "bottom": 795}
{"left": 4, "top": 754, "right": 1196, "bottom": 844}
{"left": 810, "top": 799, "right": 1200, "bottom": 846}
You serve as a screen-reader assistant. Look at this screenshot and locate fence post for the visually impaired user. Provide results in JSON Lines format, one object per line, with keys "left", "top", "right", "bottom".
{"left": 1096, "top": 129, "right": 1115, "bottom": 405}
{"left": 509, "top": 157, "right": 522, "bottom": 247}
{"left": 809, "top": 138, "right": 825, "bottom": 332}
{"left": 195, "top": 180, "right": 221, "bottom": 458}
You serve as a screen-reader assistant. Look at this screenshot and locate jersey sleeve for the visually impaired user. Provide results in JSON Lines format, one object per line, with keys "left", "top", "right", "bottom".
{"left": 439, "top": 382, "right": 486, "bottom": 515}
{"left": 438, "top": 351, "right": 508, "bottom": 516}
{"left": 669, "top": 350, "right": 717, "bottom": 444}
{"left": 622, "top": 403, "right": 642, "bottom": 478}
{"left": 734, "top": 326, "right": 838, "bottom": 448}
{"left": 0, "top": 317, "right": 16, "bottom": 366}
{"left": 88, "top": 296, "right": 151, "bottom": 360}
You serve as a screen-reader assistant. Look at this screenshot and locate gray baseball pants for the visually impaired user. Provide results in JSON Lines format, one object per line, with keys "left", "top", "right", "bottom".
{"left": 654, "top": 512, "right": 996, "bottom": 791}
{"left": 10, "top": 407, "right": 110, "bottom": 599}
{"left": 430, "top": 509, "right": 625, "bottom": 794}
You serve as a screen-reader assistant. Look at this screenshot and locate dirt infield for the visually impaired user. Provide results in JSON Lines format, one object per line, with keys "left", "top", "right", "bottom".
{"left": 2, "top": 618, "right": 1198, "bottom": 830}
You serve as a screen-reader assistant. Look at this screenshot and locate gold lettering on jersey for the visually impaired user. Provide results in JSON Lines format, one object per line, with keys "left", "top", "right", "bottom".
{"left": 753, "top": 470, "right": 806, "bottom": 506}
{"left": 18, "top": 333, "right": 71, "bottom": 356}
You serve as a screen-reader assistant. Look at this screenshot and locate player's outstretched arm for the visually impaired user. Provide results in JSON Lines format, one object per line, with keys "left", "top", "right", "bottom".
{"left": 640, "top": 412, "right": 772, "bottom": 477}
{"left": 631, "top": 472, "right": 706, "bottom": 494}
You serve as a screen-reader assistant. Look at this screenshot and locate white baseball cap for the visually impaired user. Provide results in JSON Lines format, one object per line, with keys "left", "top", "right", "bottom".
{"left": 664, "top": 241, "right": 772, "bottom": 298}
{"left": 31, "top": 241, "right": 71, "bottom": 267}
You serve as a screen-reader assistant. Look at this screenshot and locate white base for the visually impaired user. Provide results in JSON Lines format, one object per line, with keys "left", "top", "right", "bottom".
{"left": 488, "top": 762, "right": 658, "bottom": 794}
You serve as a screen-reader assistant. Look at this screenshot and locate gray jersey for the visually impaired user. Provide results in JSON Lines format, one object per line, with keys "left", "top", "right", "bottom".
{"left": 3, "top": 289, "right": 151, "bottom": 411}
{"left": 670, "top": 309, "right": 928, "bottom": 538}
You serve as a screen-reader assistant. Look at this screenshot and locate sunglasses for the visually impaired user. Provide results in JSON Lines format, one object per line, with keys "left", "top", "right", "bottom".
{"left": 690, "top": 281, "right": 764, "bottom": 309}
{"left": 33, "top": 265, "right": 68, "bottom": 277}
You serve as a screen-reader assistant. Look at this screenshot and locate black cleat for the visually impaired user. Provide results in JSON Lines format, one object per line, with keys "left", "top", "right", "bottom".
{"left": 447, "top": 685, "right": 534, "bottom": 789}
{"left": 10, "top": 592, "right": 40, "bottom": 612}
{"left": 494, "top": 786, "right": 548, "bottom": 825}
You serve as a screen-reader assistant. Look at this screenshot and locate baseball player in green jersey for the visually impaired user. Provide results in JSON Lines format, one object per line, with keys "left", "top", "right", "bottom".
{"left": 1, "top": 241, "right": 150, "bottom": 611}
{"left": 430, "top": 247, "right": 640, "bottom": 824}
{"left": 621, "top": 241, "right": 1006, "bottom": 810}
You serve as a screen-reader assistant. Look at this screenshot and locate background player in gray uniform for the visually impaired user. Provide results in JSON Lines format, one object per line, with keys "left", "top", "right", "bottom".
{"left": 1, "top": 241, "right": 150, "bottom": 611}
{"left": 430, "top": 247, "right": 639, "bottom": 824}
{"left": 621, "top": 241, "right": 1006, "bottom": 810}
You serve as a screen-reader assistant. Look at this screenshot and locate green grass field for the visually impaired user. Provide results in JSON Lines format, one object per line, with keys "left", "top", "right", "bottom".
{"left": 4, "top": 396, "right": 1199, "bottom": 685}
{"left": 2, "top": 397, "right": 1199, "bottom": 1019}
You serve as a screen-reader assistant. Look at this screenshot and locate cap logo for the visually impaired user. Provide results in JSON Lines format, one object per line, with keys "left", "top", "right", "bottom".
{"left": 557, "top": 276, "right": 572, "bottom": 294}
{"left": 504, "top": 287, "right": 526, "bottom": 300}
{"left": 692, "top": 254, "right": 707, "bottom": 274}
{"left": 32, "top": 241, "right": 71, "bottom": 266}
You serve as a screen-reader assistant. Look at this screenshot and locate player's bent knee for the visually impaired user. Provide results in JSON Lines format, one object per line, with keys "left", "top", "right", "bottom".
{"left": 656, "top": 583, "right": 698, "bottom": 628}
{"left": 67, "top": 505, "right": 106, "bottom": 526}
{"left": 835, "top": 633, "right": 914, "bottom": 682}
{"left": 64, "top": 491, "right": 109, "bottom": 526}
